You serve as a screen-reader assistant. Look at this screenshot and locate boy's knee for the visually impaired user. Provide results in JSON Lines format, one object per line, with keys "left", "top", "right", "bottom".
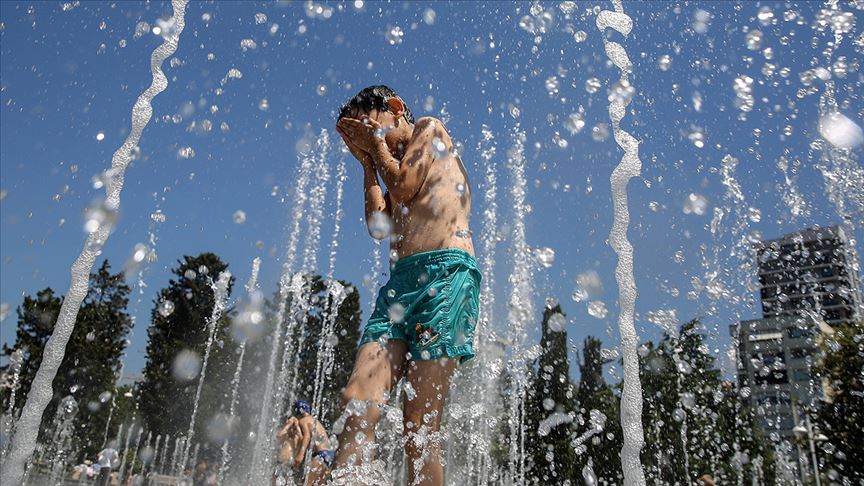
{"left": 339, "top": 386, "right": 384, "bottom": 421}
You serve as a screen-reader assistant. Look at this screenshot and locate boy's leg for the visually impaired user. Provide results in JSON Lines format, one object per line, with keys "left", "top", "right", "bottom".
{"left": 331, "top": 340, "right": 408, "bottom": 471}
{"left": 402, "top": 358, "right": 458, "bottom": 486}
{"left": 305, "top": 457, "right": 329, "bottom": 486}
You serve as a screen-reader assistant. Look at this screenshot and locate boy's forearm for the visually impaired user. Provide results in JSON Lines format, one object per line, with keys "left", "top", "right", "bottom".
{"left": 370, "top": 139, "right": 403, "bottom": 191}
{"left": 363, "top": 165, "right": 387, "bottom": 220}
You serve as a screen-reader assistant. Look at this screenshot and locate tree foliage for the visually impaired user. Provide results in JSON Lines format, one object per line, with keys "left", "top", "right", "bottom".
{"left": 525, "top": 304, "right": 578, "bottom": 483}
{"left": 639, "top": 318, "right": 774, "bottom": 485}
{"left": 138, "top": 253, "right": 237, "bottom": 451}
{"left": 574, "top": 336, "right": 622, "bottom": 485}
{"left": 0, "top": 260, "right": 133, "bottom": 460}
{"left": 815, "top": 321, "right": 864, "bottom": 483}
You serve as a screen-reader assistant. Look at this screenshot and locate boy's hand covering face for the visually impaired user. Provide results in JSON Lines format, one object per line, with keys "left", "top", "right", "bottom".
{"left": 336, "top": 116, "right": 383, "bottom": 153}
{"left": 336, "top": 125, "right": 374, "bottom": 167}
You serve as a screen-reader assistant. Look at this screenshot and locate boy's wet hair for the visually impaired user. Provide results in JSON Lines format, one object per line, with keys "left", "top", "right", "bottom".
{"left": 337, "top": 85, "right": 415, "bottom": 124}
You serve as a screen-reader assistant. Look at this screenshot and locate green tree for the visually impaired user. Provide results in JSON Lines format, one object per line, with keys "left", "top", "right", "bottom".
{"left": 138, "top": 253, "right": 237, "bottom": 451}
{"left": 815, "top": 322, "right": 864, "bottom": 483}
{"left": 638, "top": 319, "right": 773, "bottom": 485}
{"left": 525, "top": 303, "right": 577, "bottom": 483}
{"left": 0, "top": 260, "right": 133, "bottom": 460}
{"left": 574, "top": 336, "right": 622, "bottom": 485}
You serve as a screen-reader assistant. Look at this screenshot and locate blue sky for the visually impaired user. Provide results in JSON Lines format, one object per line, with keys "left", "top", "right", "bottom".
{"left": 1, "top": 1, "right": 862, "bottom": 382}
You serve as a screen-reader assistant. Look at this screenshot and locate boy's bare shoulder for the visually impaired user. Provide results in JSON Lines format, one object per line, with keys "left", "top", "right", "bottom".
{"left": 414, "top": 116, "right": 447, "bottom": 133}
{"left": 411, "top": 116, "right": 451, "bottom": 141}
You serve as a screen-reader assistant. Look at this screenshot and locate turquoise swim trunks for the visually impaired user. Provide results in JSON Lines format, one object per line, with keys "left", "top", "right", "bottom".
{"left": 359, "top": 248, "right": 482, "bottom": 363}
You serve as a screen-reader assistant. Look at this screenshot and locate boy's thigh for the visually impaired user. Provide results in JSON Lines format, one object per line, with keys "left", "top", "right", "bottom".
{"left": 402, "top": 358, "right": 458, "bottom": 430}
{"left": 345, "top": 341, "right": 409, "bottom": 403}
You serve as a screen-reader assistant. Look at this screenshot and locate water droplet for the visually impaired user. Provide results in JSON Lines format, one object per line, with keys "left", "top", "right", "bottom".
{"left": 233, "top": 210, "right": 247, "bottom": 224}
{"left": 83, "top": 199, "right": 118, "bottom": 234}
{"left": 316, "top": 84, "right": 327, "bottom": 96}
{"left": 688, "top": 129, "right": 705, "bottom": 148}
{"left": 258, "top": 98, "right": 269, "bottom": 111}
{"left": 547, "top": 312, "right": 565, "bottom": 332}
{"left": 368, "top": 211, "right": 392, "bottom": 240}
{"left": 574, "top": 30, "right": 587, "bottom": 43}
{"left": 571, "top": 288, "right": 588, "bottom": 303}
{"left": 591, "top": 124, "right": 609, "bottom": 141}
{"left": 745, "top": 30, "right": 763, "bottom": 51}
{"left": 150, "top": 210, "right": 167, "bottom": 223}
{"left": 385, "top": 26, "right": 404, "bottom": 45}
{"left": 680, "top": 392, "right": 696, "bottom": 409}
{"left": 657, "top": 54, "right": 672, "bottom": 71}
{"left": 177, "top": 146, "right": 196, "bottom": 159}
{"left": 757, "top": 6, "right": 774, "bottom": 25}
{"left": 565, "top": 111, "right": 585, "bottom": 135}
{"left": 692, "top": 9, "right": 711, "bottom": 34}
{"left": 608, "top": 79, "right": 635, "bottom": 104}
{"left": 255, "top": 13, "right": 267, "bottom": 24}
{"left": 240, "top": 39, "right": 257, "bottom": 51}
{"left": 423, "top": 8, "right": 436, "bottom": 25}
{"left": 583, "top": 463, "right": 598, "bottom": 486}
{"left": 158, "top": 300, "right": 175, "bottom": 317}
{"left": 535, "top": 247, "right": 555, "bottom": 268}
{"left": 587, "top": 301, "right": 607, "bottom": 319}
{"left": 683, "top": 193, "right": 709, "bottom": 216}
{"left": 172, "top": 349, "right": 201, "bottom": 381}
{"left": 544, "top": 76, "right": 560, "bottom": 96}
{"left": 388, "top": 303, "right": 405, "bottom": 323}
{"left": 96, "top": 132, "right": 105, "bottom": 141}
{"left": 645, "top": 309, "right": 678, "bottom": 335}
{"left": 747, "top": 207, "right": 762, "bottom": 223}
{"left": 585, "top": 77, "right": 601, "bottom": 94}
{"left": 733, "top": 75, "right": 755, "bottom": 112}
{"left": 819, "top": 112, "right": 863, "bottom": 149}
{"left": 432, "top": 137, "right": 447, "bottom": 158}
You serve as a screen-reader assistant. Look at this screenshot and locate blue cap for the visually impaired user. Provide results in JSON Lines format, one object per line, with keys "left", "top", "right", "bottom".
{"left": 293, "top": 400, "right": 311, "bottom": 416}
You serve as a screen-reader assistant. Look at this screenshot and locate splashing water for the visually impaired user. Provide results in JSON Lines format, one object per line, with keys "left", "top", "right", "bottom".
{"left": 248, "top": 130, "right": 317, "bottom": 483}
{"left": 219, "top": 257, "right": 261, "bottom": 484}
{"left": 0, "top": 2, "right": 190, "bottom": 482}
{"left": 504, "top": 125, "right": 536, "bottom": 484}
{"left": 179, "top": 270, "right": 232, "bottom": 474}
{"left": 596, "top": 2, "right": 647, "bottom": 484}
{"left": 310, "top": 152, "right": 348, "bottom": 430}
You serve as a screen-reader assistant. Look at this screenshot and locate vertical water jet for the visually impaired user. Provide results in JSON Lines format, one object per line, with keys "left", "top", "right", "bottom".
{"left": 595, "top": 1, "right": 647, "bottom": 484}
{"left": 0, "top": 2, "right": 190, "bottom": 482}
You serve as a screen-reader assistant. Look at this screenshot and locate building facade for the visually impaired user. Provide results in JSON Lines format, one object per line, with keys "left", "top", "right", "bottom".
{"left": 732, "top": 226, "right": 862, "bottom": 458}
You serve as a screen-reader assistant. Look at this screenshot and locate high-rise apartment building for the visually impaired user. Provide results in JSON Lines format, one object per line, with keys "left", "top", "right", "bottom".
{"left": 732, "top": 226, "right": 862, "bottom": 447}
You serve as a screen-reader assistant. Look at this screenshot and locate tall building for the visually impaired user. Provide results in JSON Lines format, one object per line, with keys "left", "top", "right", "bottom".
{"left": 732, "top": 226, "right": 863, "bottom": 455}
{"left": 755, "top": 225, "right": 861, "bottom": 326}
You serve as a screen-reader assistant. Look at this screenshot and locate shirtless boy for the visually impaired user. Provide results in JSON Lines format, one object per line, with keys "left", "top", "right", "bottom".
{"left": 275, "top": 400, "right": 334, "bottom": 486}
{"left": 329, "top": 85, "right": 481, "bottom": 486}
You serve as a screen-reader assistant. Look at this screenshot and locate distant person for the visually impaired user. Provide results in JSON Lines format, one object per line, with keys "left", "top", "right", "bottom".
{"left": 287, "top": 400, "right": 333, "bottom": 486}
{"left": 332, "top": 85, "right": 481, "bottom": 486}
{"left": 273, "top": 412, "right": 303, "bottom": 486}
{"left": 697, "top": 474, "right": 716, "bottom": 486}
{"left": 96, "top": 446, "right": 119, "bottom": 486}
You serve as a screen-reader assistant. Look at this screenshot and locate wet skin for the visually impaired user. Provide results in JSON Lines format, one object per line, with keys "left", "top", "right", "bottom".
{"left": 331, "top": 100, "right": 473, "bottom": 486}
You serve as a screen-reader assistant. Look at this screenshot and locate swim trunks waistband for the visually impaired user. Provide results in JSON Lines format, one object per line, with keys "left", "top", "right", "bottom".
{"left": 394, "top": 248, "right": 476, "bottom": 270}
